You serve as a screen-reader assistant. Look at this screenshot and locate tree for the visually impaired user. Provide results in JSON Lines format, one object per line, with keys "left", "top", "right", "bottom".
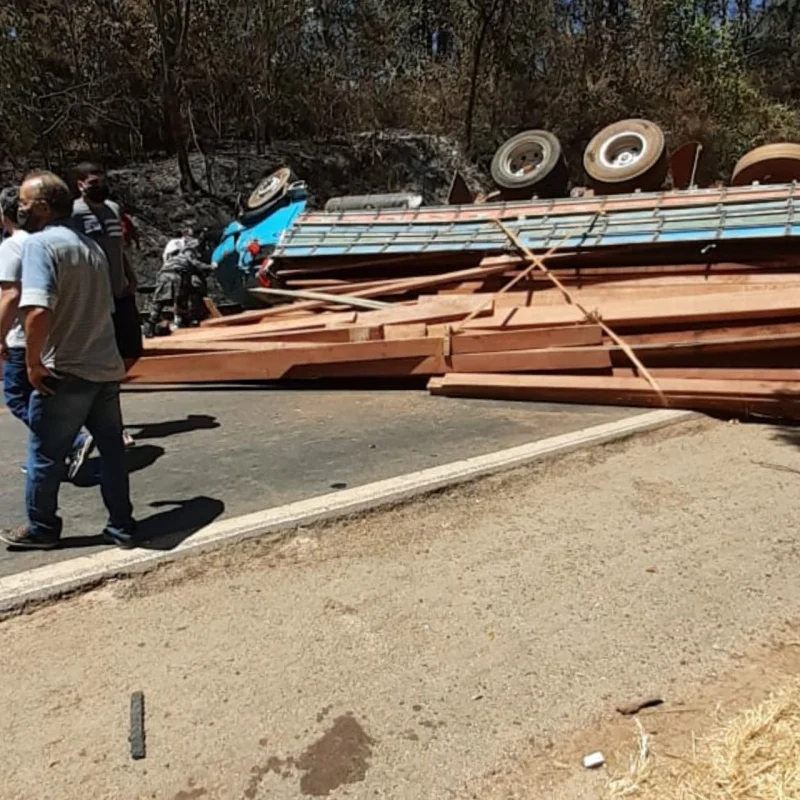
{"left": 146, "top": 0, "right": 198, "bottom": 191}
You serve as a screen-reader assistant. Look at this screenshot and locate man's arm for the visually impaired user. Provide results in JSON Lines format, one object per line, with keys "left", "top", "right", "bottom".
{"left": 20, "top": 236, "right": 58, "bottom": 394}
{"left": 23, "top": 308, "right": 55, "bottom": 394}
{"left": 0, "top": 280, "right": 20, "bottom": 359}
{"left": 123, "top": 252, "right": 138, "bottom": 295}
{"left": 0, "top": 237, "right": 24, "bottom": 360}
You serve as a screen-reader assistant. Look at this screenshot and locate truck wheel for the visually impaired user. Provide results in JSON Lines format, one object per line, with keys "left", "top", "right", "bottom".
{"left": 490, "top": 130, "right": 568, "bottom": 199}
{"left": 241, "top": 167, "right": 293, "bottom": 223}
{"left": 731, "top": 143, "right": 800, "bottom": 186}
{"left": 584, "top": 119, "right": 667, "bottom": 194}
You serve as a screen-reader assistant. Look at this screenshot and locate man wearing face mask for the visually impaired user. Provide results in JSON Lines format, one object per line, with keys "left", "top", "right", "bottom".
{"left": 0, "top": 171, "right": 136, "bottom": 551}
{"left": 71, "top": 163, "right": 142, "bottom": 371}
{"left": 0, "top": 186, "right": 94, "bottom": 477}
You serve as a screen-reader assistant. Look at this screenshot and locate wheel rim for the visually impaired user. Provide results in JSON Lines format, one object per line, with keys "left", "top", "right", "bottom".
{"left": 247, "top": 167, "right": 291, "bottom": 209}
{"left": 598, "top": 132, "right": 648, "bottom": 171}
{"left": 506, "top": 141, "right": 548, "bottom": 178}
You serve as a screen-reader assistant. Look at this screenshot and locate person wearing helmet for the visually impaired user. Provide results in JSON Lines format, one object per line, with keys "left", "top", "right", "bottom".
{"left": 144, "top": 233, "right": 213, "bottom": 337}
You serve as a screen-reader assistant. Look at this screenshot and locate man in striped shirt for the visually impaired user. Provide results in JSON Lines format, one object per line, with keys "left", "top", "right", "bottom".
{"left": 71, "top": 162, "right": 142, "bottom": 370}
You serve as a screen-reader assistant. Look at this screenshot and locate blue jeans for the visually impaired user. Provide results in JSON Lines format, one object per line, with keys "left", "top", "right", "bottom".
{"left": 3, "top": 346, "right": 84, "bottom": 452}
{"left": 2, "top": 347, "right": 31, "bottom": 426}
{"left": 26, "top": 375, "right": 135, "bottom": 541}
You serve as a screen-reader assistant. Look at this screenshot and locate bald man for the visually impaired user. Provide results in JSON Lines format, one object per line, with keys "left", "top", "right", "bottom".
{"left": 0, "top": 171, "right": 137, "bottom": 551}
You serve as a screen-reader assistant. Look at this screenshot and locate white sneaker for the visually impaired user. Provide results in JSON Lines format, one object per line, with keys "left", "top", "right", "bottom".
{"left": 67, "top": 433, "right": 95, "bottom": 481}
{"left": 122, "top": 429, "right": 135, "bottom": 448}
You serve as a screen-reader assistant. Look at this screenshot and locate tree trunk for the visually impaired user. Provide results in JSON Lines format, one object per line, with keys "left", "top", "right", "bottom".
{"left": 464, "top": 2, "right": 499, "bottom": 152}
{"left": 162, "top": 74, "right": 198, "bottom": 192}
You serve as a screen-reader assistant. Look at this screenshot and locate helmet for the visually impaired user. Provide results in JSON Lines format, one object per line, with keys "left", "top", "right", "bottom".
{"left": 162, "top": 238, "right": 185, "bottom": 261}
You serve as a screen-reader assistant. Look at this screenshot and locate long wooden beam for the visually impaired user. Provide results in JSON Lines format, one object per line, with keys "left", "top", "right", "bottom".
{"left": 429, "top": 373, "right": 800, "bottom": 418}
{"left": 460, "top": 289, "right": 800, "bottom": 330}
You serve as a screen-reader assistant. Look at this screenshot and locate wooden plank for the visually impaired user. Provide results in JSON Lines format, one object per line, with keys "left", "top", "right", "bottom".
{"left": 159, "top": 311, "right": 360, "bottom": 344}
{"left": 336, "top": 299, "right": 493, "bottom": 329}
{"left": 450, "top": 325, "right": 603, "bottom": 354}
{"left": 287, "top": 355, "right": 444, "bottom": 379}
{"left": 269, "top": 345, "right": 608, "bottom": 379}
{"left": 613, "top": 368, "right": 800, "bottom": 382}
{"left": 384, "top": 323, "right": 428, "bottom": 340}
{"left": 522, "top": 283, "right": 800, "bottom": 306}
{"left": 429, "top": 380, "right": 800, "bottom": 419}
{"left": 128, "top": 337, "right": 446, "bottom": 383}
{"left": 202, "top": 297, "right": 222, "bottom": 318}
{"left": 202, "top": 259, "right": 524, "bottom": 328}
{"left": 144, "top": 325, "right": 385, "bottom": 351}
{"left": 460, "top": 290, "right": 800, "bottom": 330}
{"left": 620, "top": 321, "right": 800, "bottom": 347}
{"left": 435, "top": 373, "right": 800, "bottom": 399}
{"left": 449, "top": 348, "right": 611, "bottom": 373}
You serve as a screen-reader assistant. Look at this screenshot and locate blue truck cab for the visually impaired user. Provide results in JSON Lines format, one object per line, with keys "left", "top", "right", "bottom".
{"left": 211, "top": 168, "right": 307, "bottom": 308}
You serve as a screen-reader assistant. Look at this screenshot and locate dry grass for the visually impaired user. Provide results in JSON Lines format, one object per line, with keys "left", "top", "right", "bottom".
{"left": 605, "top": 680, "right": 800, "bottom": 799}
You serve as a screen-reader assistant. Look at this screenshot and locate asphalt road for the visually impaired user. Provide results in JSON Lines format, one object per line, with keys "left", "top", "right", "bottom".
{"left": 0, "top": 384, "right": 640, "bottom": 579}
{"left": 5, "top": 418, "right": 800, "bottom": 799}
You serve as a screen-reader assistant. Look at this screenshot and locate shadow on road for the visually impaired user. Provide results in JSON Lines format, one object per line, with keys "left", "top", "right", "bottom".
{"left": 771, "top": 422, "right": 800, "bottom": 451}
{"left": 72, "top": 444, "right": 166, "bottom": 488}
{"left": 138, "top": 496, "right": 225, "bottom": 550}
{"left": 38, "top": 496, "right": 225, "bottom": 552}
{"left": 746, "top": 422, "right": 800, "bottom": 477}
{"left": 128, "top": 414, "right": 220, "bottom": 440}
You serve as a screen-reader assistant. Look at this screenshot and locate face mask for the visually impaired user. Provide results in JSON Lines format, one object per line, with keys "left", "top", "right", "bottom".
{"left": 17, "top": 206, "right": 43, "bottom": 232}
{"left": 83, "top": 184, "right": 108, "bottom": 203}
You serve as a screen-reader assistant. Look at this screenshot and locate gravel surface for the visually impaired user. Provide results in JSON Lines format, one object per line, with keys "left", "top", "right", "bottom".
{"left": 3, "top": 418, "right": 800, "bottom": 799}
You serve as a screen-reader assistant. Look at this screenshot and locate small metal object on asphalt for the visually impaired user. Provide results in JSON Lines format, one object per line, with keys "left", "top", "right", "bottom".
{"left": 129, "top": 691, "right": 146, "bottom": 760}
{"left": 583, "top": 751, "right": 605, "bottom": 769}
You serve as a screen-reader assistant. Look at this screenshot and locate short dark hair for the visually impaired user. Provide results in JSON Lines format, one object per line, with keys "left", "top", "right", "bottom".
{"left": 23, "top": 171, "right": 73, "bottom": 216}
{"left": 73, "top": 161, "right": 104, "bottom": 184}
{"left": 0, "top": 186, "right": 19, "bottom": 224}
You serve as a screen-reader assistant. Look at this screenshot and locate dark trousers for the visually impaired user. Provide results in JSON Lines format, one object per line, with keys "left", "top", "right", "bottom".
{"left": 26, "top": 375, "right": 135, "bottom": 539}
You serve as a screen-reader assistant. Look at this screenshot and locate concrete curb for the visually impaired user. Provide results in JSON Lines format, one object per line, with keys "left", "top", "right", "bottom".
{"left": 0, "top": 409, "right": 692, "bottom": 612}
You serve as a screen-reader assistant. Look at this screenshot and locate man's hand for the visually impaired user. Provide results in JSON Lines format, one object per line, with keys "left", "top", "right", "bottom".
{"left": 27, "top": 361, "right": 56, "bottom": 395}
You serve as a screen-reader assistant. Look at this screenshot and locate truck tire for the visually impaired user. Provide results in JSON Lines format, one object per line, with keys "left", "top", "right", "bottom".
{"left": 490, "top": 130, "right": 568, "bottom": 199}
{"left": 584, "top": 119, "right": 667, "bottom": 194}
{"left": 241, "top": 167, "right": 294, "bottom": 223}
{"left": 731, "top": 143, "right": 800, "bottom": 186}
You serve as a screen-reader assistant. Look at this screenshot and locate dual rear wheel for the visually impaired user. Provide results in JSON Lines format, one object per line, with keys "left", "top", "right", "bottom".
{"left": 491, "top": 119, "right": 668, "bottom": 198}
{"left": 491, "top": 123, "right": 800, "bottom": 197}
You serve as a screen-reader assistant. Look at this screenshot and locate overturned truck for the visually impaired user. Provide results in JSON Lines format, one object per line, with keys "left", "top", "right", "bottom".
{"left": 135, "top": 118, "right": 800, "bottom": 420}
{"left": 210, "top": 118, "right": 800, "bottom": 310}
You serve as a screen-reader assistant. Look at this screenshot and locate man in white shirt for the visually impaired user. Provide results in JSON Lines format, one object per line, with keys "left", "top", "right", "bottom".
{"left": 0, "top": 187, "right": 31, "bottom": 425}
{"left": 0, "top": 186, "right": 92, "bottom": 477}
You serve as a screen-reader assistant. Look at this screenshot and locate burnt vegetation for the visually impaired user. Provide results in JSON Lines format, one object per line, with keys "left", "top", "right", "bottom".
{"left": 1, "top": 0, "right": 799, "bottom": 190}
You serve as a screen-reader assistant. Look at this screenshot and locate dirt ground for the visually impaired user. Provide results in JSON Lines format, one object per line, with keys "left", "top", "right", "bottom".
{"left": 3, "top": 417, "right": 800, "bottom": 800}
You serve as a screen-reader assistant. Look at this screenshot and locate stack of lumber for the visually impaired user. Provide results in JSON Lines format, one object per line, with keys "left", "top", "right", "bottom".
{"left": 130, "top": 246, "right": 800, "bottom": 420}
{"left": 129, "top": 183, "right": 800, "bottom": 419}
